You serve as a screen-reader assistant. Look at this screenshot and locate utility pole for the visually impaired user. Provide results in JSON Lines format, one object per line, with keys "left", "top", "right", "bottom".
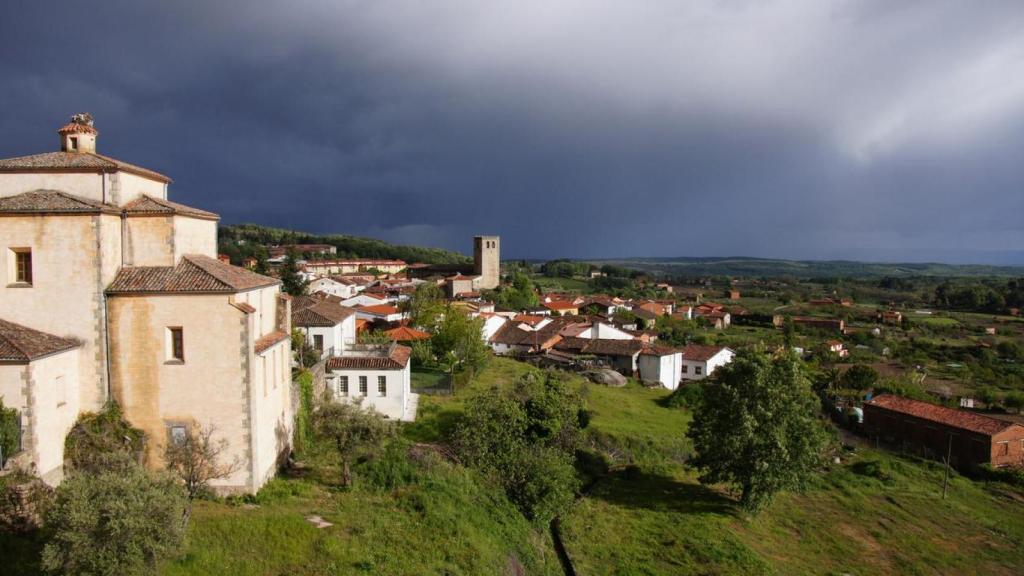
{"left": 942, "top": 433, "right": 953, "bottom": 500}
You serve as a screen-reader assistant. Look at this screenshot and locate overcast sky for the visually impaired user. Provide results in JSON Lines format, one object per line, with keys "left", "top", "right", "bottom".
{"left": 2, "top": 1, "right": 1022, "bottom": 263}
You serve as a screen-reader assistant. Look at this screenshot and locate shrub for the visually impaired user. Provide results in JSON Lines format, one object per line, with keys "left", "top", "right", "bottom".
{"left": 41, "top": 463, "right": 185, "bottom": 576}
{"left": 64, "top": 402, "right": 146, "bottom": 473}
{"left": 0, "top": 399, "right": 20, "bottom": 467}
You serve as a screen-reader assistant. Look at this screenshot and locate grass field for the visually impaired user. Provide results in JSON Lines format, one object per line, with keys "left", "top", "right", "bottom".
{"left": 4, "top": 357, "right": 1023, "bottom": 575}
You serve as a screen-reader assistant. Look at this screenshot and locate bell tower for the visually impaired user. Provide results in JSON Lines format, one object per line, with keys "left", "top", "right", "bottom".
{"left": 473, "top": 235, "right": 500, "bottom": 290}
{"left": 58, "top": 113, "right": 98, "bottom": 153}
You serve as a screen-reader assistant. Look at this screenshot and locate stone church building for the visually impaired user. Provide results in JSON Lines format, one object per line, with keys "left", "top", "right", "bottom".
{"left": 0, "top": 114, "right": 292, "bottom": 492}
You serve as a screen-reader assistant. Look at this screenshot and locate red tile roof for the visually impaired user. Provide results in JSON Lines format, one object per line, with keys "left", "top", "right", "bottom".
{"left": 0, "top": 151, "right": 171, "bottom": 182}
{"left": 107, "top": 255, "right": 279, "bottom": 294}
{"left": 0, "top": 318, "right": 80, "bottom": 362}
{"left": 681, "top": 344, "right": 729, "bottom": 362}
{"left": 544, "top": 301, "right": 579, "bottom": 311}
{"left": 866, "top": 394, "right": 1019, "bottom": 436}
{"left": 358, "top": 304, "right": 400, "bottom": 316}
{"left": 384, "top": 325, "right": 431, "bottom": 341}
{"left": 122, "top": 195, "right": 219, "bottom": 220}
{"left": 292, "top": 301, "right": 356, "bottom": 327}
{"left": 0, "top": 190, "right": 120, "bottom": 215}
{"left": 254, "top": 331, "right": 289, "bottom": 355}
{"left": 326, "top": 345, "right": 411, "bottom": 370}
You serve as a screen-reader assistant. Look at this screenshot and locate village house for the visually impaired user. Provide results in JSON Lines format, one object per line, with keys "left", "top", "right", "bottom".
{"left": 382, "top": 324, "right": 432, "bottom": 343}
{"left": 0, "top": 114, "right": 292, "bottom": 491}
{"left": 826, "top": 340, "right": 849, "bottom": 358}
{"left": 878, "top": 310, "right": 903, "bottom": 325}
{"left": 325, "top": 344, "right": 415, "bottom": 421}
{"left": 308, "top": 276, "right": 365, "bottom": 299}
{"left": 544, "top": 300, "right": 580, "bottom": 316}
{"left": 341, "top": 291, "right": 391, "bottom": 308}
{"left": 864, "top": 394, "right": 1024, "bottom": 469}
{"left": 445, "top": 274, "right": 479, "bottom": 298}
{"left": 291, "top": 299, "right": 357, "bottom": 356}
{"left": 355, "top": 304, "right": 405, "bottom": 324}
{"left": 680, "top": 344, "right": 735, "bottom": 381}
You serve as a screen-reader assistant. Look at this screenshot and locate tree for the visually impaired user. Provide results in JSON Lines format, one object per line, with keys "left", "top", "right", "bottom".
{"left": 41, "top": 463, "right": 185, "bottom": 576}
{"left": 402, "top": 283, "right": 445, "bottom": 329}
{"left": 839, "top": 364, "right": 879, "bottom": 392}
{"left": 1004, "top": 391, "right": 1024, "bottom": 414}
{"left": 313, "top": 401, "right": 395, "bottom": 487}
{"left": 491, "top": 272, "right": 540, "bottom": 311}
{"left": 452, "top": 372, "right": 586, "bottom": 524}
{"left": 278, "top": 250, "right": 308, "bottom": 296}
{"left": 163, "top": 424, "right": 241, "bottom": 528}
{"left": 687, "top": 350, "right": 829, "bottom": 513}
{"left": 432, "top": 308, "right": 490, "bottom": 381}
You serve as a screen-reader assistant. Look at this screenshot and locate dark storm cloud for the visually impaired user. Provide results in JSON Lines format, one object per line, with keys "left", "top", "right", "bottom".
{"left": 2, "top": 1, "right": 1023, "bottom": 263}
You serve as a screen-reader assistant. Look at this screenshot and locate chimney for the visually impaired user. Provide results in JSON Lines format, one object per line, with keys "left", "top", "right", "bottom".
{"left": 57, "top": 113, "right": 98, "bottom": 153}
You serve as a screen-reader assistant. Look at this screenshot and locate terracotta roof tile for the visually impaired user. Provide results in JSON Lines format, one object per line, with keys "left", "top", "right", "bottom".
{"left": 0, "top": 190, "right": 120, "bottom": 215}
{"left": 292, "top": 301, "right": 356, "bottom": 327}
{"left": 0, "top": 151, "right": 171, "bottom": 182}
{"left": 0, "top": 318, "right": 80, "bottom": 362}
{"left": 383, "top": 325, "right": 431, "bottom": 341}
{"left": 326, "top": 345, "right": 411, "bottom": 370}
{"left": 122, "top": 195, "right": 219, "bottom": 220}
{"left": 681, "top": 344, "right": 729, "bottom": 362}
{"left": 867, "top": 394, "right": 1019, "bottom": 436}
{"left": 254, "top": 331, "right": 289, "bottom": 355}
{"left": 107, "top": 255, "right": 279, "bottom": 294}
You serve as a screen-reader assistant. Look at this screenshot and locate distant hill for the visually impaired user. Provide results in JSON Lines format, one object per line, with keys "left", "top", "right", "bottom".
{"left": 218, "top": 224, "right": 473, "bottom": 266}
{"left": 583, "top": 256, "right": 1024, "bottom": 278}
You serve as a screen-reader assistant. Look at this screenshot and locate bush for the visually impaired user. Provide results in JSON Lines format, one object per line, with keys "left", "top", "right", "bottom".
{"left": 41, "top": 463, "right": 185, "bottom": 576}
{"left": 64, "top": 402, "right": 146, "bottom": 473}
{"left": 664, "top": 383, "right": 704, "bottom": 409}
{"left": 293, "top": 371, "right": 314, "bottom": 456}
{"left": 452, "top": 371, "right": 586, "bottom": 524}
{"left": 0, "top": 399, "right": 20, "bottom": 467}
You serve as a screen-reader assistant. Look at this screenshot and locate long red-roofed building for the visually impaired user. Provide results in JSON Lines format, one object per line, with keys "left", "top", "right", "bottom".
{"left": 864, "top": 394, "right": 1024, "bottom": 468}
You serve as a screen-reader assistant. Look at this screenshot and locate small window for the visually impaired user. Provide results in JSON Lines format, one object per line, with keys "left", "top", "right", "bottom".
{"left": 68, "top": 137, "right": 78, "bottom": 150}
{"left": 338, "top": 376, "right": 348, "bottom": 396}
{"left": 313, "top": 334, "right": 324, "bottom": 351}
{"left": 359, "top": 376, "right": 367, "bottom": 395}
{"left": 55, "top": 375, "right": 66, "bottom": 407}
{"left": 169, "top": 425, "right": 187, "bottom": 445}
{"left": 681, "top": 365, "right": 688, "bottom": 374}
{"left": 168, "top": 327, "right": 184, "bottom": 362}
{"left": 12, "top": 249, "right": 32, "bottom": 285}
{"left": 695, "top": 366, "right": 703, "bottom": 376}
{"left": 378, "top": 376, "right": 386, "bottom": 396}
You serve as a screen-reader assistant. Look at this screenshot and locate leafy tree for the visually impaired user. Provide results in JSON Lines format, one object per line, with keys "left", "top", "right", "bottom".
{"left": 402, "top": 283, "right": 446, "bottom": 329}
{"left": 313, "top": 401, "right": 395, "bottom": 487}
{"left": 452, "top": 372, "right": 586, "bottom": 524}
{"left": 432, "top": 308, "right": 490, "bottom": 381}
{"left": 978, "top": 387, "right": 1003, "bottom": 409}
{"left": 688, "top": 350, "right": 829, "bottom": 513}
{"left": 163, "top": 424, "right": 241, "bottom": 528}
{"left": 839, "top": 364, "right": 879, "bottom": 392}
{"left": 41, "top": 463, "right": 185, "bottom": 576}
{"left": 278, "top": 250, "right": 308, "bottom": 296}
{"left": 1004, "top": 391, "right": 1024, "bottom": 414}
{"left": 491, "top": 272, "right": 540, "bottom": 311}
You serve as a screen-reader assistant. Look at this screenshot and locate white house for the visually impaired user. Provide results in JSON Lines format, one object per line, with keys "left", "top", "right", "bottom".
{"left": 680, "top": 344, "right": 735, "bottom": 381}
{"left": 355, "top": 304, "right": 405, "bottom": 323}
{"left": 325, "top": 344, "right": 415, "bottom": 421}
{"left": 309, "top": 276, "right": 364, "bottom": 300}
{"left": 637, "top": 346, "right": 684, "bottom": 390}
{"left": 341, "top": 292, "right": 391, "bottom": 308}
{"left": 480, "top": 314, "right": 509, "bottom": 343}
{"left": 291, "top": 300, "right": 357, "bottom": 356}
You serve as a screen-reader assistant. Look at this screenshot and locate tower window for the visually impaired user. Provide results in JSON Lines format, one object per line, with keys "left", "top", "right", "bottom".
{"left": 68, "top": 137, "right": 78, "bottom": 150}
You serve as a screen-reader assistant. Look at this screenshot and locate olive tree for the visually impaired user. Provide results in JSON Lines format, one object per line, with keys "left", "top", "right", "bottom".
{"left": 313, "top": 401, "right": 395, "bottom": 487}
{"left": 163, "top": 424, "right": 240, "bottom": 528}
